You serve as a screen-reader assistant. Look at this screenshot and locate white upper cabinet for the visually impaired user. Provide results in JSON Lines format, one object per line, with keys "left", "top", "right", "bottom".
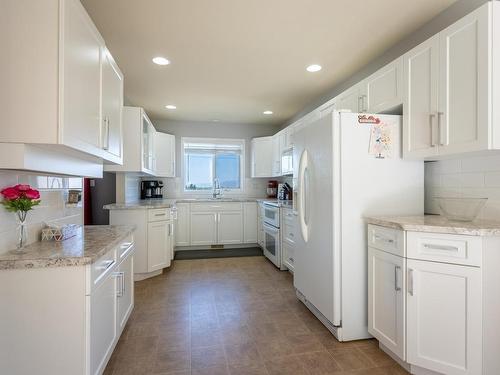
{"left": 403, "top": 3, "right": 498, "bottom": 159}
{"left": 336, "top": 84, "right": 363, "bottom": 112}
{"left": 272, "top": 134, "right": 282, "bottom": 176}
{"left": 403, "top": 35, "right": 440, "bottom": 159}
{"left": 251, "top": 136, "right": 273, "bottom": 178}
{"left": 101, "top": 48, "right": 124, "bottom": 163}
{"left": 361, "top": 57, "right": 403, "bottom": 114}
{"left": 437, "top": 5, "right": 489, "bottom": 156}
{"left": 0, "top": 0, "right": 124, "bottom": 174}
{"left": 154, "top": 132, "right": 176, "bottom": 178}
{"left": 105, "top": 107, "right": 155, "bottom": 175}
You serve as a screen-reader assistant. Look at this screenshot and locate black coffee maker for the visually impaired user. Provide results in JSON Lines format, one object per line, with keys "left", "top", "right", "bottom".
{"left": 141, "top": 180, "right": 164, "bottom": 199}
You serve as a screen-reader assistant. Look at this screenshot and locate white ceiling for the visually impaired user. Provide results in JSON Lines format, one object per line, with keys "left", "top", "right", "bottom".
{"left": 82, "top": 0, "right": 456, "bottom": 125}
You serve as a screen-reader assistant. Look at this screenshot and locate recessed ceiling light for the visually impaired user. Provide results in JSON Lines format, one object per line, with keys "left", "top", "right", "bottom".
{"left": 211, "top": 119, "right": 220, "bottom": 122}
{"left": 263, "top": 110, "right": 273, "bottom": 115}
{"left": 152, "top": 56, "right": 170, "bottom": 65}
{"left": 165, "top": 105, "right": 177, "bottom": 110}
{"left": 306, "top": 64, "right": 322, "bottom": 72}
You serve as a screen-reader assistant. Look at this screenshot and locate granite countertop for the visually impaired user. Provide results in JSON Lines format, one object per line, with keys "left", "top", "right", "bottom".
{"left": 256, "top": 198, "right": 294, "bottom": 210}
{"left": 104, "top": 197, "right": 278, "bottom": 210}
{"left": 365, "top": 215, "right": 500, "bottom": 236}
{"left": 0, "top": 225, "right": 135, "bottom": 270}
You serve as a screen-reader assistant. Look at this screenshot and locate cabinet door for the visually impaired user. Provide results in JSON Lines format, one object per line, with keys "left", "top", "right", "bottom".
{"left": 190, "top": 212, "right": 217, "bottom": 245}
{"left": 282, "top": 241, "right": 295, "bottom": 272}
{"left": 368, "top": 248, "right": 405, "bottom": 361}
{"left": 101, "top": 48, "right": 123, "bottom": 162}
{"left": 272, "top": 135, "right": 281, "bottom": 177}
{"left": 251, "top": 137, "right": 273, "bottom": 177}
{"left": 403, "top": 35, "right": 440, "bottom": 159}
{"left": 175, "top": 204, "right": 191, "bottom": 246}
{"left": 141, "top": 113, "right": 155, "bottom": 173}
{"left": 438, "top": 5, "right": 489, "bottom": 155}
{"left": 153, "top": 132, "right": 175, "bottom": 177}
{"left": 61, "top": 0, "right": 103, "bottom": 156}
{"left": 337, "top": 85, "right": 361, "bottom": 112}
{"left": 147, "top": 221, "right": 170, "bottom": 271}
{"left": 363, "top": 58, "right": 403, "bottom": 113}
{"left": 117, "top": 251, "right": 134, "bottom": 334}
{"left": 90, "top": 272, "right": 117, "bottom": 375}
{"left": 217, "top": 211, "right": 243, "bottom": 244}
{"left": 406, "top": 259, "right": 482, "bottom": 375}
{"left": 243, "top": 202, "right": 258, "bottom": 243}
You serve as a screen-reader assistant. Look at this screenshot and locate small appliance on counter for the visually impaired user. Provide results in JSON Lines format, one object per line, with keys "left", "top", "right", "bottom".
{"left": 266, "top": 180, "right": 278, "bottom": 198}
{"left": 141, "top": 180, "right": 164, "bottom": 199}
{"left": 278, "top": 183, "right": 292, "bottom": 201}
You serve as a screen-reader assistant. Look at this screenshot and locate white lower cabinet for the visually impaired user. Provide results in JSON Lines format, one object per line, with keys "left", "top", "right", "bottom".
{"left": 147, "top": 220, "right": 172, "bottom": 271}
{"left": 175, "top": 203, "right": 191, "bottom": 246}
{"left": 406, "top": 259, "right": 482, "bottom": 375}
{"left": 116, "top": 249, "right": 134, "bottom": 333}
{"left": 190, "top": 212, "right": 218, "bottom": 245}
{"left": 109, "top": 208, "right": 172, "bottom": 280}
{"left": 218, "top": 211, "right": 243, "bottom": 244}
{"left": 367, "top": 224, "right": 500, "bottom": 375}
{"left": 243, "top": 202, "right": 258, "bottom": 243}
{"left": 368, "top": 247, "right": 405, "bottom": 361}
{"left": 90, "top": 272, "right": 117, "bottom": 375}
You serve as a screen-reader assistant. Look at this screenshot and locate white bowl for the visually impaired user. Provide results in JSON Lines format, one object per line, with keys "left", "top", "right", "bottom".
{"left": 435, "top": 197, "right": 487, "bottom": 222}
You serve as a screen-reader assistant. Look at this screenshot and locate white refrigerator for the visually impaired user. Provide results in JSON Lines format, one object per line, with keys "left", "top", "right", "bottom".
{"left": 293, "top": 111, "right": 424, "bottom": 341}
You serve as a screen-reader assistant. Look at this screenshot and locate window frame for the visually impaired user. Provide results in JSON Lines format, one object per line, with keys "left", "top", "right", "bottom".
{"left": 181, "top": 137, "right": 245, "bottom": 195}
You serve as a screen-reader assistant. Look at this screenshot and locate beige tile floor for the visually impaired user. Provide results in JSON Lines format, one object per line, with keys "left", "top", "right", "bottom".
{"left": 105, "top": 256, "right": 409, "bottom": 375}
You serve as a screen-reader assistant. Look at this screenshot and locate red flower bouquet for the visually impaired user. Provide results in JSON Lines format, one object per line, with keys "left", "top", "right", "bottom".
{"left": 1, "top": 184, "right": 41, "bottom": 250}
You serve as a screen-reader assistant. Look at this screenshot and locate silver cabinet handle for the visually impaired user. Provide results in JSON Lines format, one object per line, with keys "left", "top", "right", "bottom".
{"left": 437, "top": 111, "right": 445, "bottom": 145}
{"left": 361, "top": 94, "right": 368, "bottom": 112}
{"left": 114, "top": 272, "right": 124, "bottom": 297}
{"left": 373, "top": 234, "right": 394, "bottom": 244}
{"left": 102, "top": 117, "right": 110, "bottom": 150}
{"left": 423, "top": 243, "right": 459, "bottom": 252}
{"left": 429, "top": 113, "right": 437, "bottom": 147}
{"left": 408, "top": 268, "right": 414, "bottom": 296}
{"left": 154, "top": 213, "right": 166, "bottom": 217}
{"left": 99, "top": 259, "right": 115, "bottom": 271}
{"left": 394, "top": 266, "right": 401, "bottom": 291}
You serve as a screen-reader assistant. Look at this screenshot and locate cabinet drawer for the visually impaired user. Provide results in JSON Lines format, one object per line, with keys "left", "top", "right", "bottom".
{"left": 90, "top": 248, "right": 117, "bottom": 290}
{"left": 117, "top": 234, "right": 134, "bottom": 261}
{"left": 148, "top": 208, "right": 171, "bottom": 222}
{"left": 407, "top": 231, "right": 482, "bottom": 266}
{"left": 367, "top": 225, "right": 405, "bottom": 257}
{"left": 190, "top": 202, "right": 242, "bottom": 212}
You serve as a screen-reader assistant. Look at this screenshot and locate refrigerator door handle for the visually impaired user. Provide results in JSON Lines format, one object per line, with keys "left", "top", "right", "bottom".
{"left": 298, "top": 149, "right": 309, "bottom": 242}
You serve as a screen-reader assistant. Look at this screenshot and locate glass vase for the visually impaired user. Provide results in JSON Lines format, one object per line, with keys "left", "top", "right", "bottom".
{"left": 15, "top": 211, "right": 28, "bottom": 253}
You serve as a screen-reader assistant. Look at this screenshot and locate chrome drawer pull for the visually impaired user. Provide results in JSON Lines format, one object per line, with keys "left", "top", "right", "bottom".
{"left": 408, "top": 269, "right": 414, "bottom": 296}
{"left": 154, "top": 213, "right": 166, "bottom": 217}
{"left": 373, "top": 234, "right": 394, "bottom": 244}
{"left": 422, "top": 243, "right": 459, "bottom": 252}
{"left": 394, "top": 266, "right": 401, "bottom": 291}
{"left": 98, "top": 259, "right": 115, "bottom": 271}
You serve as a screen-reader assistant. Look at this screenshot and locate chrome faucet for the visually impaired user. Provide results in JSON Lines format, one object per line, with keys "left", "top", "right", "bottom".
{"left": 213, "top": 178, "right": 222, "bottom": 199}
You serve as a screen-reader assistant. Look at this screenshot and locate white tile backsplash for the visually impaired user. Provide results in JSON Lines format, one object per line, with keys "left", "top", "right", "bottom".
{"left": 0, "top": 172, "right": 83, "bottom": 254}
{"left": 425, "top": 154, "right": 500, "bottom": 219}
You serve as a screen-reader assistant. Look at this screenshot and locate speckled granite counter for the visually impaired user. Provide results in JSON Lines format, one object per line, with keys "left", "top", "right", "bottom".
{"left": 366, "top": 215, "right": 500, "bottom": 236}
{"left": 0, "top": 225, "right": 135, "bottom": 270}
{"left": 104, "top": 198, "right": 274, "bottom": 210}
{"left": 103, "top": 199, "right": 177, "bottom": 210}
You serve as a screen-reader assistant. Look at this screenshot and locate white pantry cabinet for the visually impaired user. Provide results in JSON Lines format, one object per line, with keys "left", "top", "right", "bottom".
{"left": 0, "top": 235, "right": 134, "bottom": 375}
{"left": 0, "top": 0, "right": 124, "bottom": 173}
{"left": 154, "top": 132, "right": 176, "bottom": 177}
{"left": 105, "top": 107, "right": 156, "bottom": 175}
{"left": 251, "top": 137, "right": 273, "bottom": 177}
{"left": 403, "top": 3, "right": 500, "bottom": 159}
{"left": 243, "top": 202, "right": 258, "bottom": 243}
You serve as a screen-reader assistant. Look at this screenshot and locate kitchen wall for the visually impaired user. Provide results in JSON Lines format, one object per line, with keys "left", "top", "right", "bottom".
{"left": 151, "top": 119, "right": 281, "bottom": 198}
{"left": 425, "top": 155, "right": 500, "bottom": 219}
{"left": 0, "top": 171, "right": 83, "bottom": 254}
